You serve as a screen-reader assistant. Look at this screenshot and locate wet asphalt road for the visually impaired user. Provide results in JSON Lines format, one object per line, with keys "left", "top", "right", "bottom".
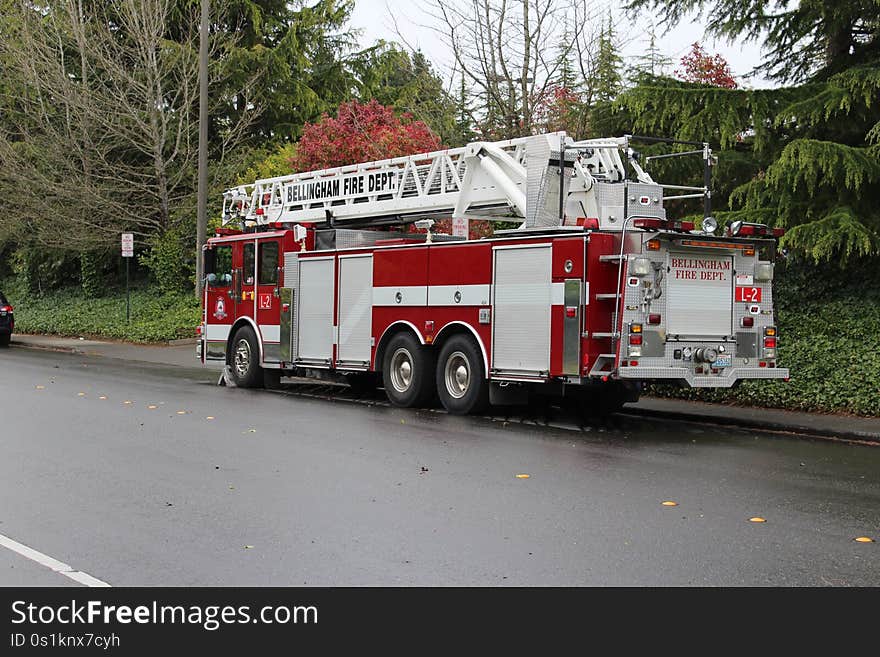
{"left": 1, "top": 347, "right": 878, "bottom": 586}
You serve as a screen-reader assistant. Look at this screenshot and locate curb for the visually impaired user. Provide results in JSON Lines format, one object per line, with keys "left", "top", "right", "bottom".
{"left": 624, "top": 406, "right": 880, "bottom": 444}
{"left": 10, "top": 340, "right": 78, "bottom": 354}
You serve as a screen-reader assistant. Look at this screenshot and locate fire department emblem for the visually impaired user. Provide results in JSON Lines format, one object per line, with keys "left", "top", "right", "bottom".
{"left": 213, "top": 297, "right": 227, "bottom": 320}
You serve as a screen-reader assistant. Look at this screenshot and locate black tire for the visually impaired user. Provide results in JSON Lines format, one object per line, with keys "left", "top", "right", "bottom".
{"left": 435, "top": 334, "right": 489, "bottom": 415}
{"left": 228, "top": 326, "right": 262, "bottom": 388}
{"left": 381, "top": 332, "right": 435, "bottom": 408}
{"left": 0, "top": 333, "right": 9, "bottom": 347}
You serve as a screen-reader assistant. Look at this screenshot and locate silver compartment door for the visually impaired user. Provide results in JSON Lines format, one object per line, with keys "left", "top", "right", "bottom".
{"left": 492, "top": 245, "right": 552, "bottom": 374}
{"left": 337, "top": 254, "right": 373, "bottom": 366}
{"left": 297, "top": 257, "right": 335, "bottom": 363}
{"left": 666, "top": 251, "right": 733, "bottom": 337}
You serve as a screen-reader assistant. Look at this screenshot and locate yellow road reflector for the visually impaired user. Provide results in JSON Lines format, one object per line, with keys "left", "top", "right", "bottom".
{"left": 147, "top": 405, "right": 158, "bottom": 410}
{"left": 98, "top": 396, "right": 107, "bottom": 400}
{"left": 854, "top": 536, "right": 874, "bottom": 543}
{"left": 516, "top": 474, "right": 530, "bottom": 479}
{"left": 77, "top": 392, "right": 86, "bottom": 397}
{"left": 206, "top": 416, "right": 215, "bottom": 420}
{"left": 243, "top": 545, "right": 253, "bottom": 549}
{"left": 123, "top": 400, "right": 132, "bottom": 405}
{"left": 749, "top": 517, "right": 767, "bottom": 523}
{"left": 662, "top": 501, "right": 678, "bottom": 507}
{"left": 177, "top": 410, "right": 186, "bottom": 415}
{"left": 35, "top": 385, "right": 44, "bottom": 390}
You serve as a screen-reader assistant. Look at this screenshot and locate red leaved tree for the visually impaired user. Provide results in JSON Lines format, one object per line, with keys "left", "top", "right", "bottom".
{"left": 291, "top": 99, "right": 493, "bottom": 239}
{"left": 291, "top": 99, "right": 443, "bottom": 172}
{"left": 675, "top": 43, "right": 737, "bottom": 89}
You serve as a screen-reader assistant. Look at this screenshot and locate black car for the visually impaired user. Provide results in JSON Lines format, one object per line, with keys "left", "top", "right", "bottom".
{"left": 0, "top": 291, "right": 13, "bottom": 347}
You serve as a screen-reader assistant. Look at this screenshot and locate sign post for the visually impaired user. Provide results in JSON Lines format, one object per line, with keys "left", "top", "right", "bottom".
{"left": 121, "top": 233, "right": 134, "bottom": 322}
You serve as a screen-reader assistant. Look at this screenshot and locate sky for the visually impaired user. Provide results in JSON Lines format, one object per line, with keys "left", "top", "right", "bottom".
{"left": 349, "top": 0, "right": 773, "bottom": 88}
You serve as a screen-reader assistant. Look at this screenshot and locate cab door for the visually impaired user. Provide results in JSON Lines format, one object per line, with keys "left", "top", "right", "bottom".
{"left": 255, "top": 238, "right": 282, "bottom": 363}
{"left": 234, "top": 238, "right": 257, "bottom": 323}
{"left": 204, "top": 242, "right": 235, "bottom": 360}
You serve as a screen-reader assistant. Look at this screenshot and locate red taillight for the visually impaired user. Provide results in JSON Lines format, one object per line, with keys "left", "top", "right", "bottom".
{"left": 0, "top": 305, "right": 12, "bottom": 313}
{"left": 629, "top": 360, "right": 638, "bottom": 367}
{"left": 255, "top": 207, "right": 264, "bottom": 216}
{"left": 759, "top": 361, "right": 767, "bottom": 367}
{"left": 741, "top": 317, "right": 754, "bottom": 328}
{"left": 647, "top": 314, "right": 661, "bottom": 325}
{"left": 764, "top": 337, "right": 777, "bottom": 348}
{"left": 565, "top": 307, "right": 577, "bottom": 318}
{"left": 629, "top": 335, "right": 643, "bottom": 345}
{"left": 772, "top": 228, "right": 785, "bottom": 238}
{"left": 633, "top": 218, "right": 664, "bottom": 229}
{"left": 195, "top": 326, "right": 202, "bottom": 336}
{"left": 578, "top": 217, "right": 599, "bottom": 230}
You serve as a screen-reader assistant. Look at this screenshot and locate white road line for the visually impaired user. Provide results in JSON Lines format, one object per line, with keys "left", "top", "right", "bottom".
{"left": 0, "top": 532, "right": 110, "bottom": 587}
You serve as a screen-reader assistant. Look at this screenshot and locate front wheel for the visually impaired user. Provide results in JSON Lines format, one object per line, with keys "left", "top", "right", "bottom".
{"left": 228, "top": 326, "right": 262, "bottom": 388}
{"left": 436, "top": 334, "right": 488, "bottom": 415}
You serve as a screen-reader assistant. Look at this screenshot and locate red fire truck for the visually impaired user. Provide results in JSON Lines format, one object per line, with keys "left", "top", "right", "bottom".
{"left": 197, "top": 132, "right": 788, "bottom": 414}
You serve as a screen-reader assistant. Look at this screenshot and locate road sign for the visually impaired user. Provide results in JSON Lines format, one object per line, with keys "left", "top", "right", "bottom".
{"left": 452, "top": 217, "right": 468, "bottom": 238}
{"left": 121, "top": 233, "right": 134, "bottom": 258}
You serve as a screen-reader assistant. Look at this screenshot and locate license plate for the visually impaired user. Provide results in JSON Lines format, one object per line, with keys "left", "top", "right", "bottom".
{"left": 715, "top": 356, "right": 732, "bottom": 367}
{"left": 0, "top": 311, "right": 5, "bottom": 316}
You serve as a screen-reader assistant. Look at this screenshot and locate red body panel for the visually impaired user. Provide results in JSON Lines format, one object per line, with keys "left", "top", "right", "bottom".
{"left": 203, "top": 228, "right": 620, "bottom": 381}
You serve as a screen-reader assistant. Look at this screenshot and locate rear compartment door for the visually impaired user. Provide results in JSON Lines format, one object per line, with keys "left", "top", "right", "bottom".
{"left": 666, "top": 251, "right": 733, "bottom": 337}
{"left": 492, "top": 244, "right": 552, "bottom": 374}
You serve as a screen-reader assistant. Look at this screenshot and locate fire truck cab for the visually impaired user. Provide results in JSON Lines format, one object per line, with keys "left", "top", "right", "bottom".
{"left": 198, "top": 132, "right": 788, "bottom": 414}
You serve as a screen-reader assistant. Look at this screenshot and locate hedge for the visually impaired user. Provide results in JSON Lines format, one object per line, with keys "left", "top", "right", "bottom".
{"left": 1, "top": 277, "right": 200, "bottom": 343}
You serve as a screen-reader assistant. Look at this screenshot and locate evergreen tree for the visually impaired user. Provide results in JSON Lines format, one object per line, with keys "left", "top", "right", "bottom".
{"left": 591, "top": 13, "right": 624, "bottom": 104}
{"left": 617, "top": 0, "right": 880, "bottom": 262}
{"left": 629, "top": 25, "right": 672, "bottom": 79}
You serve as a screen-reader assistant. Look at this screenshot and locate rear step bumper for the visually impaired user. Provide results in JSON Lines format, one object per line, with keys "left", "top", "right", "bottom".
{"left": 616, "top": 366, "right": 790, "bottom": 388}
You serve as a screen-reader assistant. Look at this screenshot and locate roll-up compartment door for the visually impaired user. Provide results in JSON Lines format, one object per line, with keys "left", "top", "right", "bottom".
{"left": 337, "top": 254, "right": 373, "bottom": 366}
{"left": 297, "top": 257, "right": 334, "bottom": 363}
{"left": 492, "top": 245, "right": 552, "bottom": 374}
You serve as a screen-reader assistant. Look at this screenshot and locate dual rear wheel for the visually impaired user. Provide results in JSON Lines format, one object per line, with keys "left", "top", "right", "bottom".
{"left": 382, "top": 332, "right": 487, "bottom": 415}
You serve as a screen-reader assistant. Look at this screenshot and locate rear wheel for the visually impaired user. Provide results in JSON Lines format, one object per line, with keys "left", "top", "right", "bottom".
{"left": 228, "top": 326, "right": 262, "bottom": 388}
{"left": 382, "top": 332, "right": 435, "bottom": 408}
{"left": 0, "top": 333, "right": 9, "bottom": 348}
{"left": 436, "top": 334, "right": 488, "bottom": 415}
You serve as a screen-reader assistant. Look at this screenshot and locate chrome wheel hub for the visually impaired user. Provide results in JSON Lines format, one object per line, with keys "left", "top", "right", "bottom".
{"left": 389, "top": 347, "right": 414, "bottom": 393}
{"left": 234, "top": 339, "right": 251, "bottom": 378}
{"left": 444, "top": 351, "right": 470, "bottom": 399}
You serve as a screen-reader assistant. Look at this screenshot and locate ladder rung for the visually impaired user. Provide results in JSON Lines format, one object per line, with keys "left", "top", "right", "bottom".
{"left": 591, "top": 332, "right": 619, "bottom": 338}
{"left": 595, "top": 293, "right": 620, "bottom": 300}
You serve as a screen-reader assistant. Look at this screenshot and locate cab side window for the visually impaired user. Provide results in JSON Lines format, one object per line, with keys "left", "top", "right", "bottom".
{"left": 258, "top": 242, "right": 279, "bottom": 285}
{"left": 208, "top": 245, "right": 232, "bottom": 287}
{"left": 243, "top": 243, "right": 255, "bottom": 285}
